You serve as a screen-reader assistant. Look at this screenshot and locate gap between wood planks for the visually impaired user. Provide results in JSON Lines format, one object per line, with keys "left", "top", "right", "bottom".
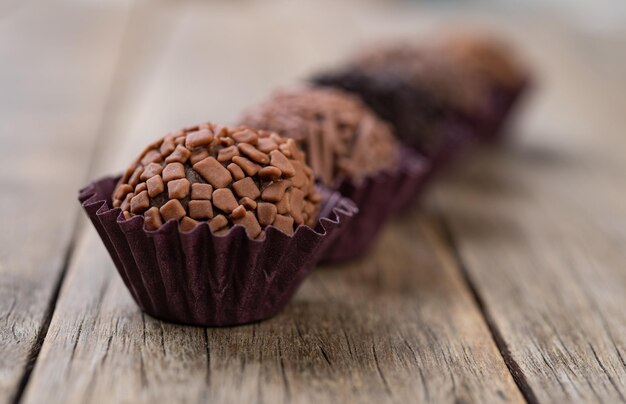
{"left": 435, "top": 212, "right": 539, "bottom": 404}
{"left": 11, "top": 231, "right": 79, "bottom": 404}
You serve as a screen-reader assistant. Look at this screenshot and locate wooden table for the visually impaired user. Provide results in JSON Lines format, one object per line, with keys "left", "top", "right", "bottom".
{"left": 1, "top": 1, "right": 625, "bottom": 403}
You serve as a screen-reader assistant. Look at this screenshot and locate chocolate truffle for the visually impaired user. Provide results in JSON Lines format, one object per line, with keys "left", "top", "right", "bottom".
{"left": 311, "top": 44, "right": 489, "bottom": 156}
{"left": 238, "top": 87, "right": 398, "bottom": 186}
{"left": 439, "top": 33, "right": 527, "bottom": 92}
{"left": 112, "top": 123, "right": 321, "bottom": 237}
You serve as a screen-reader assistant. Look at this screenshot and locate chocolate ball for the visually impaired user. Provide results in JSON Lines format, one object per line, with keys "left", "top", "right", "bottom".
{"left": 311, "top": 44, "right": 489, "bottom": 156}
{"left": 238, "top": 87, "right": 398, "bottom": 186}
{"left": 350, "top": 44, "right": 488, "bottom": 115}
{"left": 439, "top": 33, "right": 527, "bottom": 92}
{"left": 112, "top": 123, "right": 321, "bottom": 237}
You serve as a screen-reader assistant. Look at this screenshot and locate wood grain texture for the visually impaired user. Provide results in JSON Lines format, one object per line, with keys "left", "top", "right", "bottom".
{"left": 23, "top": 211, "right": 523, "bottom": 404}
{"left": 0, "top": 1, "right": 133, "bottom": 402}
{"left": 433, "top": 22, "right": 626, "bottom": 403}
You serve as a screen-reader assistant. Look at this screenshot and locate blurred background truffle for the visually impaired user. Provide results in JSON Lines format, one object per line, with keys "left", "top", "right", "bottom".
{"left": 311, "top": 34, "right": 529, "bottom": 154}
{"left": 311, "top": 47, "right": 479, "bottom": 157}
{"left": 439, "top": 32, "right": 528, "bottom": 95}
{"left": 437, "top": 32, "right": 530, "bottom": 139}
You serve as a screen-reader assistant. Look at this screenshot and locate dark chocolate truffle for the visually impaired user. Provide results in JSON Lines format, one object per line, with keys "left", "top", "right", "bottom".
{"left": 311, "top": 44, "right": 489, "bottom": 156}
{"left": 112, "top": 122, "right": 321, "bottom": 237}
{"left": 238, "top": 87, "right": 398, "bottom": 186}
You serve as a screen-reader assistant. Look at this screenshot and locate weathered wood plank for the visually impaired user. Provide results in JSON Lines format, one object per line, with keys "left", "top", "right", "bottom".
{"left": 433, "top": 22, "right": 626, "bottom": 403}
{"left": 22, "top": 2, "right": 522, "bottom": 402}
{"left": 0, "top": 1, "right": 133, "bottom": 402}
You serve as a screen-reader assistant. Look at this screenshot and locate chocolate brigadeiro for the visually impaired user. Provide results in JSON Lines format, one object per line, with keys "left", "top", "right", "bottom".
{"left": 311, "top": 44, "right": 486, "bottom": 166}
{"left": 113, "top": 122, "right": 320, "bottom": 237}
{"left": 438, "top": 33, "right": 530, "bottom": 140}
{"left": 239, "top": 87, "right": 428, "bottom": 262}
{"left": 79, "top": 122, "right": 357, "bottom": 326}
{"left": 239, "top": 87, "right": 398, "bottom": 186}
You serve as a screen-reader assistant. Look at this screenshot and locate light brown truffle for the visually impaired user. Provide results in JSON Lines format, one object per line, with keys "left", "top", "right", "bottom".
{"left": 439, "top": 32, "right": 527, "bottom": 90}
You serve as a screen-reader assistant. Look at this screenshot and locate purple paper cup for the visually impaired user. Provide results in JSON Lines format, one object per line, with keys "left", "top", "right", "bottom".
{"left": 79, "top": 176, "right": 357, "bottom": 327}
{"left": 477, "top": 79, "right": 530, "bottom": 141}
{"left": 392, "top": 147, "right": 432, "bottom": 213}
{"left": 318, "top": 146, "right": 429, "bottom": 263}
{"left": 435, "top": 122, "right": 476, "bottom": 167}
{"left": 416, "top": 120, "right": 476, "bottom": 185}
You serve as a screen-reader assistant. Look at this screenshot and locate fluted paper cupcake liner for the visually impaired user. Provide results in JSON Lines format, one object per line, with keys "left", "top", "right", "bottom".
{"left": 424, "top": 119, "right": 477, "bottom": 180}
{"left": 319, "top": 146, "right": 429, "bottom": 263}
{"left": 477, "top": 80, "right": 530, "bottom": 141}
{"left": 79, "top": 176, "right": 357, "bottom": 327}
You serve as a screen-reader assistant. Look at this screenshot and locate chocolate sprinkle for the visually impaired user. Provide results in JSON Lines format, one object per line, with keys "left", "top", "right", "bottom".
{"left": 239, "top": 87, "right": 398, "bottom": 186}
{"left": 112, "top": 123, "right": 320, "bottom": 237}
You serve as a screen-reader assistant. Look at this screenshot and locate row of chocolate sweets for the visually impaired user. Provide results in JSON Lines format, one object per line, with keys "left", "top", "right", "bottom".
{"left": 238, "top": 33, "right": 529, "bottom": 260}
{"left": 79, "top": 32, "right": 529, "bottom": 327}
